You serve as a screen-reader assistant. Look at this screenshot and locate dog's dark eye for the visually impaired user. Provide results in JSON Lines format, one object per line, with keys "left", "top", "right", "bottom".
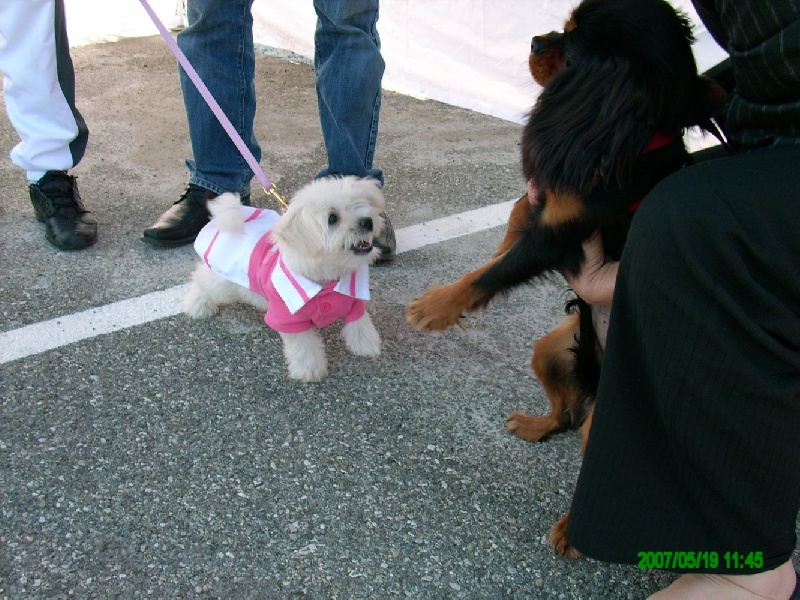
{"left": 328, "top": 213, "right": 338, "bottom": 226}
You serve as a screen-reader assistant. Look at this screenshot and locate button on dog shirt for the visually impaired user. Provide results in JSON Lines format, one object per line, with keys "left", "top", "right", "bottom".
{"left": 194, "top": 206, "right": 370, "bottom": 334}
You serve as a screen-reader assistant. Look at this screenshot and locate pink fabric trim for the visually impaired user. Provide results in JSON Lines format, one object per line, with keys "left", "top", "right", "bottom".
{"left": 247, "top": 232, "right": 277, "bottom": 292}
{"left": 203, "top": 230, "right": 221, "bottom": 266}
{"left": 349, "top": 272, "right": 357, "bottom": 296}
{"left": 245, "top": 208, "right": 263, "bottom": 222}
{"left": 279, "top": 256, "right": 311, "bottom": 304}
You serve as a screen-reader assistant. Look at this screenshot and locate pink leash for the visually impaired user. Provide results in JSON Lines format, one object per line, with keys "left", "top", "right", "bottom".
{"left": 137, "top": 0, "right": 287, "bottom": 208}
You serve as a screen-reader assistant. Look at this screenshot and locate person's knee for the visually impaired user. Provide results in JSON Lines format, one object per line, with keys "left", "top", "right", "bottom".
{"left": 314, "top": 0, "right": 380, "bottom": 29}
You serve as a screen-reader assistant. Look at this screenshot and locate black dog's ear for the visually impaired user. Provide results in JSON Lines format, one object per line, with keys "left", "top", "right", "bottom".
{"left": 691, "top": 73, "right": 729, "bottom": 137}
{"left": 522, "top": 56, "right": 655, "bottom": 196}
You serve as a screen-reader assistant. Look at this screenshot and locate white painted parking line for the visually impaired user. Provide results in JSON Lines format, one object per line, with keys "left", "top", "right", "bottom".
{"left": 1, "top": 286, "right": 189, "bottom": 365}
{"left": 395, "top": 199, "right": 515, "bottom": 255}
{"left": 0, "top": 199, "right": 517, "bottom": 365}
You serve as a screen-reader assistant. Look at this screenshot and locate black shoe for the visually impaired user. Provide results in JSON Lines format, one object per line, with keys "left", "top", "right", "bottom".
{"left": 29, "top": 171, "right": 98, "bottom": 251}
{"left": 374, "top": 212, "right": 396, "bottom": 263}
{"left": 141, "top": 185, "right": 250, "bottom": 248}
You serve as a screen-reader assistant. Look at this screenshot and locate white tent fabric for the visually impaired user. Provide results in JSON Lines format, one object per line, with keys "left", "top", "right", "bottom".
{"left": 253, "top": 1, "right": 727, "bottom": 125}
{"left": 68, "top": 0, "right": 727, "bottom": 125}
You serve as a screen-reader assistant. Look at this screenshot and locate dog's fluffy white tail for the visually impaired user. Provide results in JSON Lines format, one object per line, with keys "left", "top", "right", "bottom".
{"left": 208, "top": 193, "right": 245, "bottom": 233}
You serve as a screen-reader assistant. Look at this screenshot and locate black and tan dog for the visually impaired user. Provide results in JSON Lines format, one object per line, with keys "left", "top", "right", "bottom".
{"left": 407, "top": 0, "right": 726, "bottom": 556}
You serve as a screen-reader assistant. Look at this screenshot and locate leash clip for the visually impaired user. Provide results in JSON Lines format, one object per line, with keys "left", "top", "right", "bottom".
{"left": 265, "top": 185, "right": 289, "bottom": 211}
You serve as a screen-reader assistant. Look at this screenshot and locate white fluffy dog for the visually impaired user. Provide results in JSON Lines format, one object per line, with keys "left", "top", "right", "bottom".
{"left": 183, "top": 176, "right": 386, "bottom": 382}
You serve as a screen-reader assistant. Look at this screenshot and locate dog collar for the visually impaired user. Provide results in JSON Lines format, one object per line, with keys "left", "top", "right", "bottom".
{"left": 628, "top": 131, "right": 679, "bottom": 212}
{"left": 643, "top": 131, "right": 677, "bottom": 153}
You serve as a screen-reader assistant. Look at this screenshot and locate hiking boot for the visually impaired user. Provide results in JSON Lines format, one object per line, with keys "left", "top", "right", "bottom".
{"left": 374, "top": 212, "right": 396, "bottom": 263}
{"left": 29, "top": 171, "right": 98, "bottom": 251}
{"left": 141, "top": 184, "right": 250, "bottom": 247}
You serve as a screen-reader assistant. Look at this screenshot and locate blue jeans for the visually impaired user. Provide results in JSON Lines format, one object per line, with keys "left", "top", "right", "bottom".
{"left": 179, "top": 0, "right": 384, "bottom": 197}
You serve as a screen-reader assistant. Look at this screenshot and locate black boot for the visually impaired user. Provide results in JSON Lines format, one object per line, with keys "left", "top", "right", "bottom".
{"left": 29, "top": 171, "right": 98, "bottom": 251}
{"left": 141, "top": 185, "right": 250, "bottom": 248}
{"left": 374, "top": 212, "right": 396, "bottom": 263}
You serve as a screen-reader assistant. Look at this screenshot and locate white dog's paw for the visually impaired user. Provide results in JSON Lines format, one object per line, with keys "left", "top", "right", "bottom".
{"left": 183, "top": 285, "right": 219, "bottom": 319}
{"left": 288, "top": 360, "right": 329, "bottom": 382}
{"left": 281, "top": 330, "right": 329, "bottom": 382}
{"left": 342, "top": 313, "right": 381, "bottom": 357}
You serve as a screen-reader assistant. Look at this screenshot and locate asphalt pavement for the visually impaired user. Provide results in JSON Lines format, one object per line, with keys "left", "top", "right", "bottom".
{"left": 1, "top": 36, "right": 797, "bottom": 599}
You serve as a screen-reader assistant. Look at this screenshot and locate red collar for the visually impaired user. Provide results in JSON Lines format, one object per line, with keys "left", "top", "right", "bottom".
{"left": 628, "top": 131, "right": 678, "bottom": 212}
{"left": 643, "top": 131, "right": 677, "bottom": 153}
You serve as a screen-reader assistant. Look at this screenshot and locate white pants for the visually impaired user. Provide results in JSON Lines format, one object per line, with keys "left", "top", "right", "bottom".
{"left": 0, "top": 0, "right": 88, "bottom": 181}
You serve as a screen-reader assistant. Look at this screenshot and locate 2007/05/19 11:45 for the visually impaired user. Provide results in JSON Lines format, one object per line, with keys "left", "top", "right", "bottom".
{"left": 637, "top": 551, "right": 764, "bottom": 570}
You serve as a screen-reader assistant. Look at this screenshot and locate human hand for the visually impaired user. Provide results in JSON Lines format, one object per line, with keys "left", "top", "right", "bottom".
{"left": 562, "top": 231, "right": 618, "bottom": 305}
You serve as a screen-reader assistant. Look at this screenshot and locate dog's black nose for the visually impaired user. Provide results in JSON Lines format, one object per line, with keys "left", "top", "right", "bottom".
{"left": 359, "top": 217, "right": 373, "bottom": 232}
{"left": 532, "top": 31, "right": 562, "bottom": 55}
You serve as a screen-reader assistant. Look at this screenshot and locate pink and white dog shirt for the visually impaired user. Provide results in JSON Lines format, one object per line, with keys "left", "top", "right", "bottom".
{"left": 194, "top": 206, "right": 371, "bottom": 333}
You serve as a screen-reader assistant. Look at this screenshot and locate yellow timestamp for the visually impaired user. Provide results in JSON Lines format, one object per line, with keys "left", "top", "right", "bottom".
{"left": 637, "top": 551, "right": 764, "bottom": 570}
